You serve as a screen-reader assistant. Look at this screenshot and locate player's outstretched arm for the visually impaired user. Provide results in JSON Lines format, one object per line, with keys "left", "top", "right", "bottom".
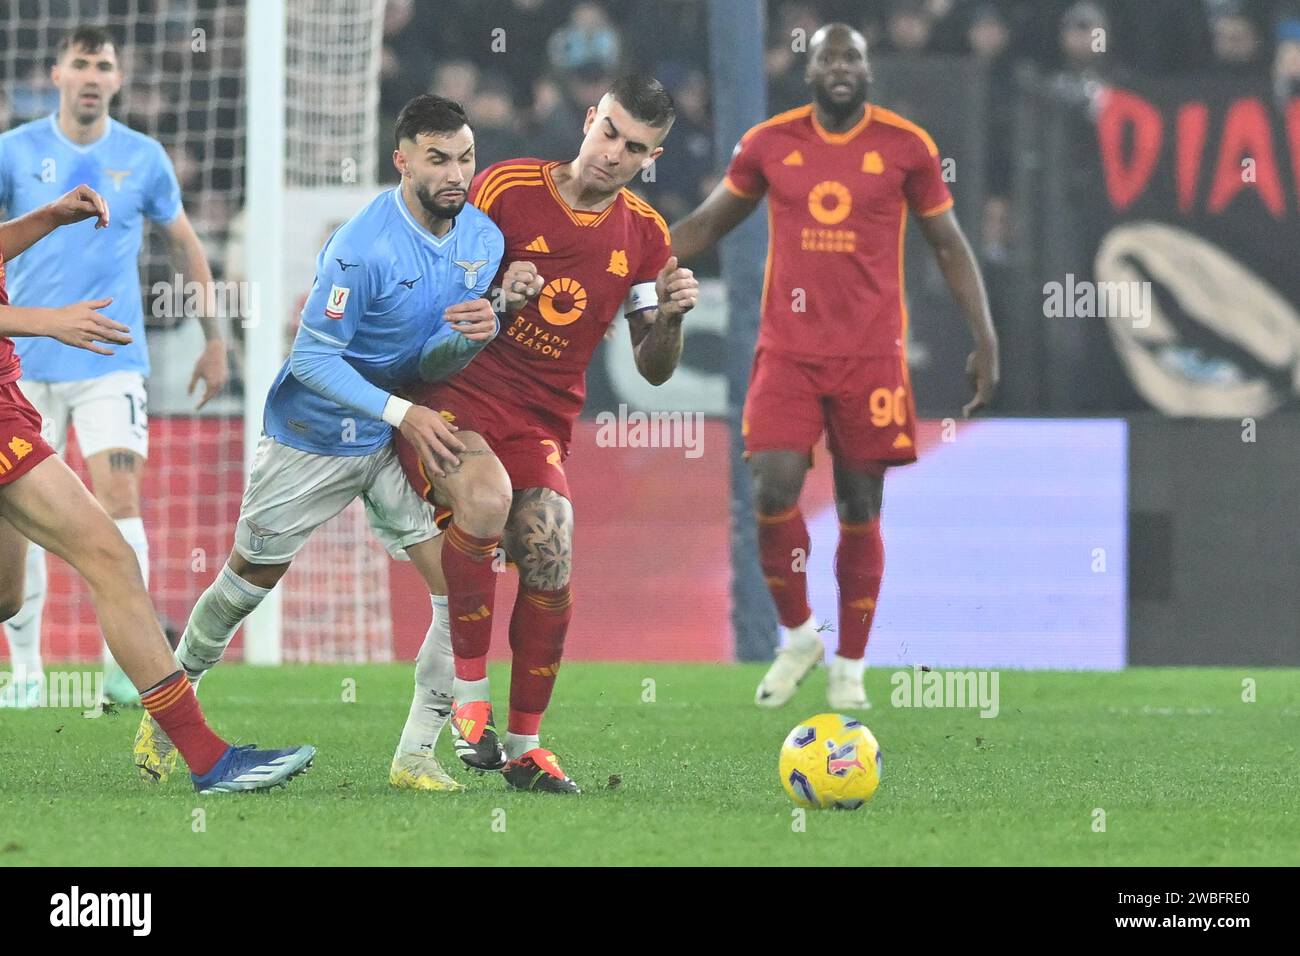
{"left": 627, "top": 256, "right": 699, "bottom": 386}
{"left": 0, "top": 298, "right": 131, "bottom": 354}
{"left": 0, "top": 184, "right": 110, "bottom": 260}
{"left": 916, "top": 209, "right": 1000, "bottom": 418}
{"left": 669, "top": 181, "right": 761, "bottom": 263}
{"left": 164, "top": 211, "right": 229, "bottom": 409}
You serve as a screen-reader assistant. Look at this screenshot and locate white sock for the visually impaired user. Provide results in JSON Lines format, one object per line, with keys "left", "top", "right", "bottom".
{"left": 832, "top": 653, "right": 866, "bottom": 678}
{"left": 395, "top": 595, "right": 454, "bottom": 758}
{"left": 785, "top": 613, "right": 821, "bottom": 648}
{"left": 177, "top": 564, "right": 271, "bottom": 681}
{"left": 103, "top": 517, "right": 150, "bottom": 672}
{"left": 453, "top": 676, "right": 490, "bottom": 706}
{"left": 3, "top": 545, "right": 47, "bottom": 683}
{"left": 505, "top": 732, "right": 540, "bottom": 761}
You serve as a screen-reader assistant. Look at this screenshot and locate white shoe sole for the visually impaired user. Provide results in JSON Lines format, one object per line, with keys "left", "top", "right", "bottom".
{"left": 755, "top": 647, "right": 824, "bottom": 709}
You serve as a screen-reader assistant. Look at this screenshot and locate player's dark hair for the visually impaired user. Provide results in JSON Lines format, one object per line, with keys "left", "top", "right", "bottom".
{"left": 394, "top": 94, "right": 470, "bottom": 148}
{"left": 56, "top": 26, "right": 120, "bottom": 60}
{"left": 608, "top": 74, "right": 676, "bottom": 130}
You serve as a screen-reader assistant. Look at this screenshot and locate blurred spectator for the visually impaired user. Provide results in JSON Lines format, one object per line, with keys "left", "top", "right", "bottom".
{"left": 1049, "top": 0, "right": 1126, "bottom": 118}
{"left": 471, "top": 72, "right": 529, "bottom": 164}
{"left": 1210, "top": 2, "right": 1269, "bottom": 73}
{"left": 431, "top": 59, "right": 481, "bottom": 107}
{"left": 968, "top": 3, "right": 1013, "bottom": 63}
{"left": 1058, "top": 1, "right": 1110, "bottom": 75}
{"left": 965, "top": 4, "right": 1017, "bottom": 262}
{"left": 639, "top": 68, "right": 714, "bottom": 224}
{"left": 498, "top": 0, "right": 570, "bottom": 108}
{"left": 527, "top": 69, "right": 596, "bottom": 160}
{"left": 548, "top": 2, "right": 622, "bottom": 74}
{"left": 882, "top": 0, "right": 936, "bottom": 56}
{"left": 766, "top": 1, "right": 823, "bottom": 112}
{"left": 1273, "top": 15, "right": 1300, "bottom": 100}
{"left": 380, "top": 0, "right": 426, "bottom": 116}
{"left": 628, "top": 0, "right": 710, "bottom": 83}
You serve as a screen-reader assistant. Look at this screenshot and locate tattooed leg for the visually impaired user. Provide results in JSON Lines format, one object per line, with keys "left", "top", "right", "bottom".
{"left": 85, "top": 448, "right": 144, "bottom": 521}
{"left": 501, "top": 487, "right": 576, "bottom": 761}
{"left": 502, "top": 487, "right": 574, "bottom": 591}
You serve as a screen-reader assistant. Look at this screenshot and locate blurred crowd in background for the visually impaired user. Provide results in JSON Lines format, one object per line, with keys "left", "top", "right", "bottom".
{"left": 381, "top": 0, "right": 1300, "bottom": 268}
{"left": 3, "top": 0, "right": 1297, "bottom": 279}
{"left": 3, "top": 0, "right": 1299, "bottom": 413}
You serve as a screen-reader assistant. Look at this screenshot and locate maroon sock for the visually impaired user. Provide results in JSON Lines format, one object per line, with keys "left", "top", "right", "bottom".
{"left": 442, "top": 522, "right": 502, "bottom": 681}
{"left": 507, "top": 583, "right": 573, "bottom": 732}
{"left": 140, "top": 671, "right": 229, "bottom": 776}
{"left": 834, "top": 518, "right": 884, "bottom": 659}
{"left": 757, "top": 506, "right": 812, "bottom": 628}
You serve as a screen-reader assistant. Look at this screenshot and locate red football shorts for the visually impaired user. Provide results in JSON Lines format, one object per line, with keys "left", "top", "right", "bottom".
{"left": 396, "top": 376, "right": 572, "bottom": 515}
{"left": 0, "top": 380, "right": 55, "bottom": 487}
{"left": 742, "top": 346, "right": 918, "bottom": 472}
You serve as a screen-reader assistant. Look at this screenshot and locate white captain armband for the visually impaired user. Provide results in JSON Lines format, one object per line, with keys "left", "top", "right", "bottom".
{"left": 623, "top": 281, "right": 657, "bottom": 316}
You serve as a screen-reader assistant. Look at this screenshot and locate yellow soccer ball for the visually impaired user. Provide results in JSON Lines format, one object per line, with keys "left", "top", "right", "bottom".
{"left": 779, "top": 713, "right": 882, "bottom": 810}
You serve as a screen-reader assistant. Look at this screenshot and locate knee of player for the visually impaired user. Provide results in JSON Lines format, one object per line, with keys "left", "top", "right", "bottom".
{"left": 227, "top": 553, "right": 289, "bottom": 591}
{"left": 96, "top": 487, "right": 143, "bottom": 520}
{"left": 79, "top": 527, "right": 146, "bottom": 586}
{"left": 835, "top": 496, "right": 881, "bottom": 525}
{"left": 754, "top": 481, "right": 801, "bottom": 516}
{"left": 0, "top": 594, "right": 23, "bottom": 623}
{"left": 453, "top": 486, "right": 512, "bottom": 536}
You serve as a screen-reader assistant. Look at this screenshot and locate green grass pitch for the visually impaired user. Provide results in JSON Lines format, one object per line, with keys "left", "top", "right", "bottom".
{"left": 1, "top": 664, "right": 1296, "bottom": 866}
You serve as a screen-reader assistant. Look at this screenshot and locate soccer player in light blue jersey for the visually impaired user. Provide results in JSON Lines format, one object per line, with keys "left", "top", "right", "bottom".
{"left": 0, "top": 27, "right": 230, "bottom": 708}
{"left": 133, "top": 94, "right": 544, "bottom": 792}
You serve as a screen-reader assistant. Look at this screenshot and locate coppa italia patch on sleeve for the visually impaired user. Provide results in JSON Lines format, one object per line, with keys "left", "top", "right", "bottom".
{"left": 325, "top": 284, "right": 350, "bottom": 319}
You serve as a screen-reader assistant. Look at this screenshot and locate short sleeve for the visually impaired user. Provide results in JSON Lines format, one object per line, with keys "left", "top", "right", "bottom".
{"left": 144, "top": 141, "right": 183, "bottom": 224}
{"left": 723, "top": 129, "right": 768, "bottom": 199}
{"left": 903, "top": 130, "right": 953, "bottom": 219}
{"left": 624, "top": 211, "right": 672, "bottom": 315}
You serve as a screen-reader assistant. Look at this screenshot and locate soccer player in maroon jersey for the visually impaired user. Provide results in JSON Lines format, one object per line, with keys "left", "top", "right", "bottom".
{"left": 395, "top": 75, "right": 699, "bottom": 793}
{"left": 671, "top": 23, "right": 1000, "bottom": 710}
{"left": 0, "top": 185, "right": 314, "bottom": 792}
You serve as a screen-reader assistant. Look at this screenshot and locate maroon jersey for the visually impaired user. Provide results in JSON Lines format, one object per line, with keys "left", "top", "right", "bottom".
{"left": 724, "top": 103, "right": 953, "bottom": 360}
{"left": 459, "top": 158, "right": 672, "bottom": 439}
{"left": 0, "top": 247, "right": 20, "bottom": 385}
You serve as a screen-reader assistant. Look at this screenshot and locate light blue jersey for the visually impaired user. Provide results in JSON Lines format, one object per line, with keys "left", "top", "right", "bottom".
{"left": 0, "top": 114, "right": 182, "bottom": 381}
{"left": 264, "top": 187, "right": 505, "bottom": 456}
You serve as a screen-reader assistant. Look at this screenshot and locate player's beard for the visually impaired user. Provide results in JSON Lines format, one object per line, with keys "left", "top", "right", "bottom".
{"left": 71, "top": 88, "right": 109, "bottom": 124}
{"left": 414, "top": 181, "right": 466, "bottom": 221}
{"left": 813, "top": 78, "right": 869, "bottom": 125}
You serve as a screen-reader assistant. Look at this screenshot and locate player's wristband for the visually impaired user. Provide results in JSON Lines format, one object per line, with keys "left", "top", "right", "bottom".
{"left": 382, "top": 395, "right": 412, "bottom": 428}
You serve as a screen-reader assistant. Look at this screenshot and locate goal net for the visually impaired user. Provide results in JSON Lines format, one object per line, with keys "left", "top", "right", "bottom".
{"left": 0, "top": 0, "right": 393, "bottom": 666}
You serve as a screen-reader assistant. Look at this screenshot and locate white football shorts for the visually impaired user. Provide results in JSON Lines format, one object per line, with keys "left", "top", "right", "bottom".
{"left": 17, "top": 369, "right": 149, "bottom": 460}
{"left": 234, "top": 434, "right": 439, "bottom": 564}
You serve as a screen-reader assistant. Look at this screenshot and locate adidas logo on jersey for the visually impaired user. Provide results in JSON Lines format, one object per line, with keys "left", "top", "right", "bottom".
{"left": 782, "top": 150, "right": 804, "bottom": 166}
{"left": 525, "top": 235, "right": 550, "bottom": 253}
